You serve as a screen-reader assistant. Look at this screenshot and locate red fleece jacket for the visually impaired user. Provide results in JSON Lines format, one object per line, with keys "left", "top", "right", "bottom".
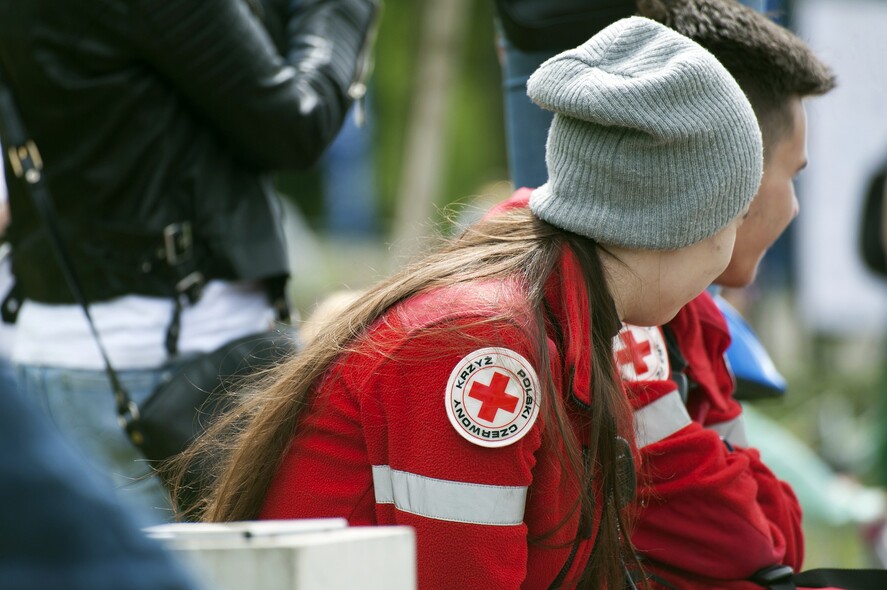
{"left": 261, "top": 248, "right": 616, "bottom": 589}
{"left": 625, "top": 293, "right": 806, "bottom": 589}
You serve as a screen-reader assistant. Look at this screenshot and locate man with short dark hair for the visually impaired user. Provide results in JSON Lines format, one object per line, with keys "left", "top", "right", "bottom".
{"left": 617, "top": 1, "right": 836, "bottom": 588}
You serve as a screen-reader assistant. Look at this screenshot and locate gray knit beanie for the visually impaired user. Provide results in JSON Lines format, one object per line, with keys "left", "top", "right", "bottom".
{"left": 527, "top": 16, "right": 763, "bottom": 250}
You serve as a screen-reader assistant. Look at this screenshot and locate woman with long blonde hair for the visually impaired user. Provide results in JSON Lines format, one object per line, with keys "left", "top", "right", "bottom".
{"left": 175, "top": 17, "right": 762, "bottom": 589}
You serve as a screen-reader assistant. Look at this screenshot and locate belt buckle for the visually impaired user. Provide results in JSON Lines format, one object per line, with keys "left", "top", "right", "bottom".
{"left": 163, "top": 222, "right": 193, "bottom": 266}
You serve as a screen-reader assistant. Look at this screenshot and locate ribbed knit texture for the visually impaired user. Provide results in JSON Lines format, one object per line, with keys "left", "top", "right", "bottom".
{"left": 527, "top": 17, "right": 763, "bottom": 250}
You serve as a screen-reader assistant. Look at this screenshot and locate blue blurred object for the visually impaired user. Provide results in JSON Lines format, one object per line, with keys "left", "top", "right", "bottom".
{"left": 321, "top": 101, "right": 379, "bottom": 236}
{"left": 713, "top": 294, "right": 788, "bottom": 400}
{"left": 498, "top": 31, "right": 552, "bottom": 190}
{"left": 743, "top": 0, "right": 766, "bottom": 11}
{"left": 0, "top": 381, "right": 200, "bottom": 590}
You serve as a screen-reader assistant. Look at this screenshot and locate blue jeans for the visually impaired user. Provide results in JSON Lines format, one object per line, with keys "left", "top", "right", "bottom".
{"left": 17, "top": 364, "right": 177, "bottom": 524}
{"left": 499, "top": 0, "right": 769, "bottom": 189}
{"left": 500, "top": 36, "right": 555, "bottom": 190}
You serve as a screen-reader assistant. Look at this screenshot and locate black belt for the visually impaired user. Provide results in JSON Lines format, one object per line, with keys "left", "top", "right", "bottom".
{"left": 5, "top": 218, "right": 208, "bottom": 308}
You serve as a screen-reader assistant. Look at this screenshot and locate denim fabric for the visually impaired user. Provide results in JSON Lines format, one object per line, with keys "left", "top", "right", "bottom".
{"left": 17, "top": 363, "right": 178, "bottom": 524}
{"left": 500, "top": 35, "right": 554, "bottom": 190}
{"left": 0, "top": 356, "right": 18, "bottom": 400}
{"left": 744, "top": 0, "right": 766, "bottom": 11}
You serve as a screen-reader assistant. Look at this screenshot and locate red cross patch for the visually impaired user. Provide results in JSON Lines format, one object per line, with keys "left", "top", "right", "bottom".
{"left": 613, "top": 325, "right": 670, "bottom": 381}
{"left": 445, "top": 347, "right": 540, "bottom": 448}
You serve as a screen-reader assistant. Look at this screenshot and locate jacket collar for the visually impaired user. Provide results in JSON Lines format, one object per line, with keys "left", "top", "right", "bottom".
{"left": 544, "top": 245, "right": 595, "bottom": 406}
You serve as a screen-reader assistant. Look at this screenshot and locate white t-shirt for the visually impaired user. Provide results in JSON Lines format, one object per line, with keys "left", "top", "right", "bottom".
{"left": 0, "top": 153, "right": 15, "bottom": 362}
{"left": 12, "top": 280, "right": 276, "bottom": 370}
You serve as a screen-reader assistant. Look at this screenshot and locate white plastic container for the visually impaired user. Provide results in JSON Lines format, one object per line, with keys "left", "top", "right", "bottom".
{"left": 145, "top": 520, "right": 416, "bottom": 590}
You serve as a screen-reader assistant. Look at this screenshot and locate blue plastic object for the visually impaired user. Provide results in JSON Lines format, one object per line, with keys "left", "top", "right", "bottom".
{"left": 713, "top": 294, "right": 788, "bottom": 400}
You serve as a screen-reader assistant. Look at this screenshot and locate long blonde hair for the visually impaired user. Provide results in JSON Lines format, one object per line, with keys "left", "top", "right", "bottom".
{"left": 170, "top": 208, "right": 638, "bottom": 589}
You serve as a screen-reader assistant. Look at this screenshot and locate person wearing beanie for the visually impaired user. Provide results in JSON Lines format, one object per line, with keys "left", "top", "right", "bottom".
{"left": 493, "top": 2, "right": 841, "bottom": 589}
{"left": 172, "top": 17, "right": 760, "bottom": 590}
{"left": 526, "top": 15, "right": 761, "bottom": 251}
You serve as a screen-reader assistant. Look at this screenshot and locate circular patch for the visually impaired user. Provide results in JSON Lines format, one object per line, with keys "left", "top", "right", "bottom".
{"left": 613, "top": 325, "right": 670, "bottom": 381}
{"left": 445, "top": 347, "right": 540, "bottom": 448}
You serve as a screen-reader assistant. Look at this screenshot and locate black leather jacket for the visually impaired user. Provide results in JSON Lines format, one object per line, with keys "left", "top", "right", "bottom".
{"left": 0, "top": 0, "right": 379, "bottom": 305}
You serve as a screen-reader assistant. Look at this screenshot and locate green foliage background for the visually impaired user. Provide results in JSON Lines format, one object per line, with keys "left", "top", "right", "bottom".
{"left": 278, "top": 0, "right": 507, "bottom": 231}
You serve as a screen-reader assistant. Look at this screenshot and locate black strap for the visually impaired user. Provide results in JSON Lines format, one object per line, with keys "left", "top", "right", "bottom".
{"left": 752, "top": 564, "right": 887, "bottom": 589}
{"left": 661, "top": 323, "right": 691, "bottom": 403}
{"left": 547, "top": 535, "right": 581, "bottom": 589}
{"left": 0, "top": 67, "right": 146, "bottom": 448}
{"left": 794, "top": 568, "right": 887, "bottom": 588}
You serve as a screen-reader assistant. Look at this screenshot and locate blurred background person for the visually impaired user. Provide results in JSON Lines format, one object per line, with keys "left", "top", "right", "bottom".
{"left": 0, "top": 0, "right": 380, "bottom": 523}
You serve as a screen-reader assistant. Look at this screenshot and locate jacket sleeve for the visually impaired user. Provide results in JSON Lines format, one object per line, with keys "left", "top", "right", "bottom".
{"left": 628, "top": 379, "right": 804, "bottom": 588}
{"left": 357, "top": 319, "right": 556, "bottom": 589}
{"left": 131, "top": 0, "right": 379, "bottom": 169}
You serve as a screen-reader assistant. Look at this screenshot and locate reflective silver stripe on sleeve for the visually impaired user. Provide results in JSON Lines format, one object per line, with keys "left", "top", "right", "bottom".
{"left": 707, "top": 415, "right": 749, "bottom": 448}
{"left": 371, "top": 465, "right": 527, "bottom": 526}
{"left": 633, "top": 390, "right": 692, "bottom": 448}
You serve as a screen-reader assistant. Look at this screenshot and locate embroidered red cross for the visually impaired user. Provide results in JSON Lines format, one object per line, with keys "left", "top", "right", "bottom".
{"left": 468, "top": 371, "right": 519, "bottom": 423}
{"left": 616, "top": 330, "right": 652, "bottom": 375}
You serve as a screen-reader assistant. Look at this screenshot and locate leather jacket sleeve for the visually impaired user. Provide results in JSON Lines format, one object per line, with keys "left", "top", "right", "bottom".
{"left": 132, "top": 0, "right": 380, "bottom": 170}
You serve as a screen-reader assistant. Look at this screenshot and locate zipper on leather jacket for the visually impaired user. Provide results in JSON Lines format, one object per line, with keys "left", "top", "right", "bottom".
{"left": 348, "top": 0, "right": 383, "bottom": 126}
